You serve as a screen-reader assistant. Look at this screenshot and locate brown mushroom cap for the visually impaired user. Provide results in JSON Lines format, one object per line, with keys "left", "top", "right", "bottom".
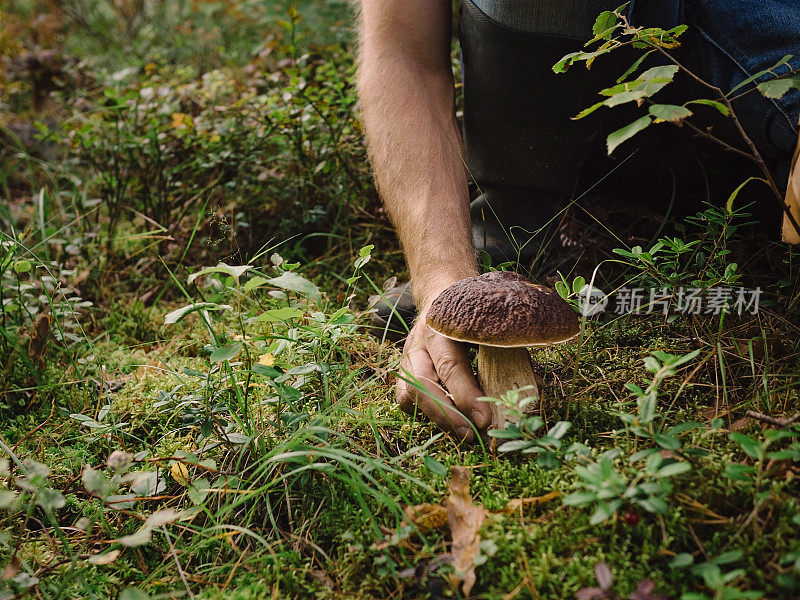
{"left": 426, "top": 271, "right": 579, "bottom": 347}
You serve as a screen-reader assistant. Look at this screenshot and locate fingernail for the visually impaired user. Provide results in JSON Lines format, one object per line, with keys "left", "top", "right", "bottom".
{"left": 456, "top": 427, "right": 474, "bottom": 441}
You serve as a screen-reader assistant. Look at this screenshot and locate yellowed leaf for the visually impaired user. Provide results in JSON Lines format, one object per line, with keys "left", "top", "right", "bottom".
{"left": 170, "top": 462, "right": 190, "bottom": 486}
{"left": 258, "top": 353, "right": 275, "bottom": 367}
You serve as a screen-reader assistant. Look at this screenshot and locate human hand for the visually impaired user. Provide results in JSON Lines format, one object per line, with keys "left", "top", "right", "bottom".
{"left": 395, "top": 308, "right": 492, "bottom": 442}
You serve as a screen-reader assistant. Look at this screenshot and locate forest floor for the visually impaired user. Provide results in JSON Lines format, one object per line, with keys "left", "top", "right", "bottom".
{"left": 1, "top": 2, "right": 799, "bottom": 599}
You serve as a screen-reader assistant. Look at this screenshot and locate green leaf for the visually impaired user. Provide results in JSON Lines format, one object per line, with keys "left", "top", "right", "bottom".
{"left": 36, "top": 488, "right": 65, "bottom": 511}
{"left": 210, "top": 343, "right": 242, "bottom": 363}
{"left": 12, "top": 259, "right": 32, "bottom": 274}
{"left": 757, "top": 78, "right": 797, "bottom": 99}
{"left": 242, "top": 275, "right": 269, "bottom": 293}
{"left": 164, "top": 302, "right": 231, "bottom": 325}
{"left": 605, "top": 89, "right": 649, "bottom": 107}
{"left": 670, "top": 553, "right": 695, "bottom": 569}
{"left": 729, "top": 432, "right": 763, "bottom": 460}
{"left": 553, "top": 52, "right": 582, "bottom": 74}
{"left": 573, "top": 100, "right": 605, "bottom": 120}
{"left": 564, "top": 492, "right": 597, "bottom": 506}
{"left": 187, "top": 263, "right": 251, "bottom": 285}
{"left": 422, "top": 456, "right": 447, "bottom": 476}
{"left": 711, "top": 550, "right": 743, "bottom": 565}
{"left": 607, "top": 116, "right": 652, "bottom": 155}
{"left": 188, "top": 477, "right": 210, "bottom": 505}
{"left": 638, "top": 393, "right": 657, "bottom": 424}
{"left": 120, "top": 588, "right": 151, "bottom": 600}
{"left": 257, "top": 307, "right": 303, "bottom": 322}
{"left": 726, "top": 177, "right": 766, "bottom": 213}
{"left": 649, "top": 103, "right": 693, "bottom": 122}
{"left": 684, "top": 98, "right": 730, "bottom": 116}
{"left": 82, "top": 466, "right": 110, "bottom": 498}
{"left": 637, "top": 496, "right": 668, "bottom": 514}
{"left": 498, "top": 440, "right": 536, "bottom": 452}
{"left": 265, "top": 271, "right": 321, "bottom": 302}
{"left": 571, "top": 277, "right": 586, "bottom": 295}
{"left": 554, "top": 280, "right": 570, "bottom": 298}
{"left": 616, "top": 50, "right": 656, "bottom": 83}
{"left": 724, "top": 463, "right": 756, "bottom": 481}
{"left": 656, "top": 461, "right": 691, "bottom": 478}
{"left": 547, "top": 421, "right": 571, "bottom": 440}
{"left": 727, "top": 54, "right": 793, "bottom": 94}
{"left": 653, "top": 433, "right": 681, "bottom": 450}
{"left": 592, "top": 10, "right": 619, "bottom": 39}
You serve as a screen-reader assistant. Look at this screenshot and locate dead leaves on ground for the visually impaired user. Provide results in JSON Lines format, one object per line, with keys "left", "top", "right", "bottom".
{"left": 387, "top": 466, "right": 560, "bottom": 596}
{"left": 446, "top": 467, "right": 486, "bottom": 595}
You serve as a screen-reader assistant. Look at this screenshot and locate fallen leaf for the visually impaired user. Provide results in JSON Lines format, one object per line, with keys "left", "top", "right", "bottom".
{"left": 170, "top": 462, "right": 190, "bottom": 486}
{"left": 88, "top": 549, "right": 121, "bottom": 565}
{"left": 404, "top": 502, "right": 448, "bottom": 532}
{"left": 500, "top": 490, "right": 560, "bottom": 514}
{"left": 28, "top": 312, "right": 51, "bottom": 366}
{"left": 258, "top": 353, "right": 275, "bottom": 367}
{"left": 1, "top": 556, "right": 19, "bottom": 580}
{"left": 446, "top": 466, "right": 486, "bottom": 596}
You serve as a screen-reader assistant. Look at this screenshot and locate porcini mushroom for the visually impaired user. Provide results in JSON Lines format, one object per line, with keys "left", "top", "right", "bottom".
{"left": 426, "top": 271, "right": 579, "bottom": 431}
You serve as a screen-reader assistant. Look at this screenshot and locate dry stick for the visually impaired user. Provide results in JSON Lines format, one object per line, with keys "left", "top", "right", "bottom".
{"left": 163, "top": 525, "right": 195, "bottom": 600}
{"left": 745, "top": 409, "right": 800, "bottom": 428}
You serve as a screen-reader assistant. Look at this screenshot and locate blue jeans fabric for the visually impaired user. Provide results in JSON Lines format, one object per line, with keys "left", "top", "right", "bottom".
{"left": 466, "top": 0, "right": 800, "bottom": 189}
{"left": 682, "top": 0, "right": 800, "bottom": 184}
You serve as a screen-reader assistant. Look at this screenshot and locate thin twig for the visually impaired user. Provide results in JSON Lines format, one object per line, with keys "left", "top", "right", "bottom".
{"left": 162, "top": 525, "right": 195, "bottom": 599}
{"left": 745, "top": 410, "right": 800, "bottom": 428}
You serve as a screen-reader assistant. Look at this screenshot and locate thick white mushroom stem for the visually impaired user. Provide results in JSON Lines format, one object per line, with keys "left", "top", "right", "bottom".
{"left": 476, "top": 346, "right": 540, "bottom": 431}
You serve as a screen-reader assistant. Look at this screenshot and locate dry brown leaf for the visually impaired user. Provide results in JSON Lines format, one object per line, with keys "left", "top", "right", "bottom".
{"left": 88, "top": 549, "right": 121, "bottom": 565}
{"left": 500, "top": 490, "right": 560, "bottom": 514}
{"left": 403, "top": 502, "right": 448, "bottom": 532}
{"left": 1, "top": 556, "right": 19, "bottom": 580}
{"left": 28, "top": 312, "right": 51, "bottom": 366}
{"left": 446, "top": 466, "right": 486, "bottom": 596}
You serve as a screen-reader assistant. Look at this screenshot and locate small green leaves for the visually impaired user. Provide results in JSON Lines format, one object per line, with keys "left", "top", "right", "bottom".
{"left": 607, "top": 115, "right": 652, "bottom": 154}
{"left": 354, "top": 244, "right": 374, "bottom": 269}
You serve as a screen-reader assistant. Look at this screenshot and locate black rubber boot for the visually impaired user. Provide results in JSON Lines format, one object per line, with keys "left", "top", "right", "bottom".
{"left": 471, "top": 186, "right": 564, "bottom": 269}
{"left": 368, "top": 282, "right": 416, "bottom": 342}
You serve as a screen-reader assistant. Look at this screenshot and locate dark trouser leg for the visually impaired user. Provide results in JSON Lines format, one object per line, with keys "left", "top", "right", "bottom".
{"left": 681, "top": 0, "right": 800, "bottom": 194}
{"left": 460, "top": 0, "right": 636, "bottom": 268}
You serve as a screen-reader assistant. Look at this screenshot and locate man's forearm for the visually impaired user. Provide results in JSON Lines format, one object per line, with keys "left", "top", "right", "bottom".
{"left": 357, "top": 53, "right": 478, "bottom": 309}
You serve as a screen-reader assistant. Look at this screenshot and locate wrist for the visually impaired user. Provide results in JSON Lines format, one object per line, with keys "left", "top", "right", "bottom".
{"left": 413, "top": 266, "right": 479, "bottom": 313}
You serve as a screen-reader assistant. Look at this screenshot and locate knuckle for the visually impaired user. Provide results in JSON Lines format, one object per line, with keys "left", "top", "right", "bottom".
{"left": 436, "top": 355, "right": 461, "bottom": 383}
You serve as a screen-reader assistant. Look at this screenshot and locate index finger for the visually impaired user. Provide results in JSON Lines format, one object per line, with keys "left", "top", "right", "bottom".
{"left": 424, "top": 332, "right": 492, "bottom": 429}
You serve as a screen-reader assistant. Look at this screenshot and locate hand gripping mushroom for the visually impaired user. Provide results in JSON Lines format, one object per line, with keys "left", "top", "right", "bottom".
{"left": 426, "top": 271, "right": 579, "bottom": 433}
